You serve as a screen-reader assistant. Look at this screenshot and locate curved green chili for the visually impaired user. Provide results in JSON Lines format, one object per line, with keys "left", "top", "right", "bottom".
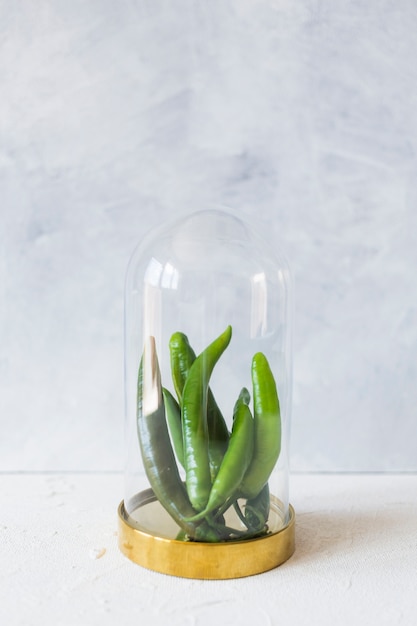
{"left": 162, "top": 387, "right": 184, "bottom": 468}
{"left": 186, "top": 386, "right": 254, "bottom": 522}
{"left": 239, "top": 352, "right": 281, "bottom": 500}
{"left": 206, "top": 391, "right": 230, "bottom": 481}
{"left": 137, "top": 337, "right": 219, "bottom": 541}
{"left": 169, "top": 331, "right": 230, "bottom": 480}
{"left": 181, "top": 325, "right": 232, "bottom": 511}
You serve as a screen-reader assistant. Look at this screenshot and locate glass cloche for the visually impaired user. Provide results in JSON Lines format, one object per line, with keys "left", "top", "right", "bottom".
{"left": 118, "top": 208, "right": 295, "bottom": 578}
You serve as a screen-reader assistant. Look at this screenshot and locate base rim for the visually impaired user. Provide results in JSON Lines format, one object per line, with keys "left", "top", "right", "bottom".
{"left": 117, "top": 493, "right": 295, "bottom": 579}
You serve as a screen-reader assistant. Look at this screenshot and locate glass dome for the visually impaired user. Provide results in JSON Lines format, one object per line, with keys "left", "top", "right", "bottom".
{"left": 119, "top": 208, "right": 294, "bottom": 578}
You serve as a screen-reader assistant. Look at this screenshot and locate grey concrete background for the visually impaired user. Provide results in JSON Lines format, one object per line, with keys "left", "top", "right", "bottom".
{"left": 1, "top": 0, "right": 416, "bottom": 471}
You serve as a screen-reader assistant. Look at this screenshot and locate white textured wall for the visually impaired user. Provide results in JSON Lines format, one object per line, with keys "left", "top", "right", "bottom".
{"left": 1, "top": 1, "right": 416, "bottom": 471}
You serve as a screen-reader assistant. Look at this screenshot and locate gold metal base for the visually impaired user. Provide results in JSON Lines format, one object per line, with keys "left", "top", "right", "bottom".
{"left": 118, "top": 491, "right": 295, "bottom": 579}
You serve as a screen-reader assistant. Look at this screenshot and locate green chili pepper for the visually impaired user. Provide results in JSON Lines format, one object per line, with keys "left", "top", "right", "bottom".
{"left": 137, "top": 337, "right": 219, "bottom": 542}
{"left": 186, "top": 387, "right": 254, "bottom": 522}
{"left": 239, "top": 352, "right": 281, "bottom": 500}
{"left": 169, "top": 332, "right": 195, "bottom": 402}
{"left": 234, "top": 386, "right": 250, "bottom": 411}
{"left": 244, "top": 483, "right": 270, "bottom": 532}
{"left": 162, "top": 387, "right": 184, "bottom": 468}
{"left": 169, "top": 331, "right": 230, "bottom": 481}
{"left": 181, "top": 325, "right": 232, "bottom": 511}
{"left": 206, "top": 392, "right": 230, "bottom": 481}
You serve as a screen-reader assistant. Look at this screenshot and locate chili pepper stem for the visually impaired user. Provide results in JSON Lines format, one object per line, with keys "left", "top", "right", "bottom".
{"left": 233, "top": 500, "right": 249, "bottom": 528}
{"left": 183, "top": 510, "right": 211, "bottom": 523}
{"left": 216, "top": 495, "right": 237, "bottom": 518}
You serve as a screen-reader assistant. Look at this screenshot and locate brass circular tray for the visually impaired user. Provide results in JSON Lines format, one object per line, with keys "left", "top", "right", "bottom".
{"left": 118, "top": 489, "right": 295, "bottom": 579}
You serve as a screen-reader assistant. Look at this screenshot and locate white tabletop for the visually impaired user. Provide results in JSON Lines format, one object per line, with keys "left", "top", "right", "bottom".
{"left": 1, "top": 473, "right": 416, "bottom": 625}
